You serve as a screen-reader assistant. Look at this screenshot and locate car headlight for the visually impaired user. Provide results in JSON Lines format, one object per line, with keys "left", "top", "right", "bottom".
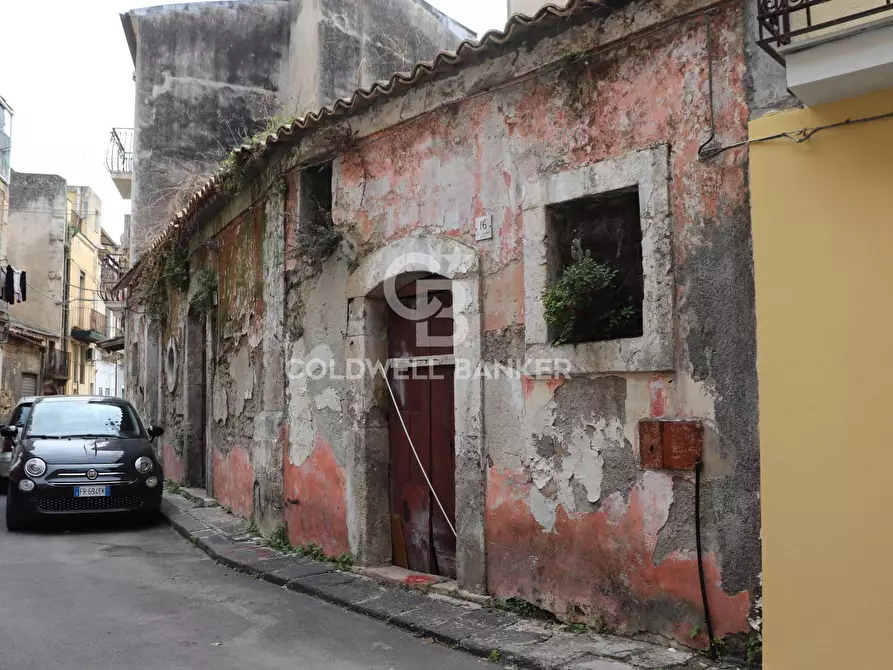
{"left": 24, "top": 458, "right": 46, "bottom": 478}
{"left": 135, "top": 456, "right": 154, "bottom": 474}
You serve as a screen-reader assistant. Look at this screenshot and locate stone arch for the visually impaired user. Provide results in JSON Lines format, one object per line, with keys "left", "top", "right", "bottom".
{"left": 345, "top": 235, "right": 486, "bottom": 593}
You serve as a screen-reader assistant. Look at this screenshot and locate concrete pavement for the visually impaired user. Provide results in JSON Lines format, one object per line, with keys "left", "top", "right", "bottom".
{"left": 0, "top": 495, "right": 487, "bottom": 670}
{"left": 162, "top": 492, "right": 739, "bottom": 670}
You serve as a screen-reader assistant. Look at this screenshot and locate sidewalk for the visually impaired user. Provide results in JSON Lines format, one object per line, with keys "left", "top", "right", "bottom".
{"left": 161, "top": 491, "right": 742, "bottom": 670}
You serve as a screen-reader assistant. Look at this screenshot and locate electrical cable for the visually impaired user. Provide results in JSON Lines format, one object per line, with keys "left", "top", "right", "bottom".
{"left": 695, "top": 461, "right": 717, "bottom": 660}
{"left": 700, "top": 110, "right": 893, "bottom": 158}
{"left": 697, "top": 12, "right": 716, "bottom": 158}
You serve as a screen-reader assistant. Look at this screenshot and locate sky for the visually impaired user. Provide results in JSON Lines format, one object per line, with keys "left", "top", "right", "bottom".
{"left": 0, "top": 0, "right": 508, "bottom": 244}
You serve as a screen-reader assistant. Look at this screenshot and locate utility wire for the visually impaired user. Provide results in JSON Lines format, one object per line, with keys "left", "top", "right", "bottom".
{"left": 700, "top": 110, "right": 893, "bottom": 158}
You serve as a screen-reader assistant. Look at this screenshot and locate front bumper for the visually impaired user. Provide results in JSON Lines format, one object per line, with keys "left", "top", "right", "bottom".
{"left": 0, "top": 452, "right": 11, "bottom": 479}
{"left": 11, "top": 479, "right": 163, "bottom": 517}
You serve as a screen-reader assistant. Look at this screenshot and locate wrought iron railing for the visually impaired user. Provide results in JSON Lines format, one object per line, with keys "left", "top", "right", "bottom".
{"left": 105, "top": 127, "right": 133, "bottom": 174}
{"left": 758, "top": 0, "right": 893, "bottom": 65}
{"left": 46, "top": 349, "right": 70, "bottom": 379}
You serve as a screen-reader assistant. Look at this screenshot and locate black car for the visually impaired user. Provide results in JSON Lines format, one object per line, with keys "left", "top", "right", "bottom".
{"left": 3, "top": 396, "right": 165, "bottom": 531}
{"left": 0, "top": 396, "right": 36, "bottom": 492}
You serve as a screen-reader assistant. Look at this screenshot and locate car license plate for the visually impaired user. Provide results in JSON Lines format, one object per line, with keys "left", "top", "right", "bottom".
{"left": 74, "top": 486, "right": 110, "bottom": 497}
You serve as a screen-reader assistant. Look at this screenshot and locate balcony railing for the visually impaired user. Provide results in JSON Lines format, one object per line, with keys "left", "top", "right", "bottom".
{"left": 105, "top": 128, "right": 133, "bottom": 174}
{"left": 759, "top": 0, "right": 893, "bottom": 65}
{"left": 46, "top": 349, "right": 70, "bottom": 379}
{"left": 72, "top": 309, "right": 108, "bottom": 343}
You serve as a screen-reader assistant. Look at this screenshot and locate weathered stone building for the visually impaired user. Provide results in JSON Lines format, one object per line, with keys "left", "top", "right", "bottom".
{"left": 6, "top": 171, "right": 70, "bottom": 398}
{"left": 122, "top": 0, "right": 473, "bottom": 260}
{"left": 121, "top": 0, "right": 784, "bottom": 649}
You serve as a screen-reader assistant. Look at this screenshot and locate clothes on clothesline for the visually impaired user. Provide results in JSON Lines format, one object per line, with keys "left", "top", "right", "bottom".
{"left": 0, "top": 265, "right": 26, "bottom": 304}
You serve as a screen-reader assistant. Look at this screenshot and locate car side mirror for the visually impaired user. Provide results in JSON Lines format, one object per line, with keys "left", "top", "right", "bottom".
{"left": 148, "top": 425, "right": 165, "bottom": 439}
{"left": 1, "top": 425, "right": 18, "bottom": 438}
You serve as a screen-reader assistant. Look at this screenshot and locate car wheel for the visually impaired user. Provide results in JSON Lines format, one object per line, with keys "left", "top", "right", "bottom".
{"left": 5, "top": 490, "right": 29, "bottom": 532}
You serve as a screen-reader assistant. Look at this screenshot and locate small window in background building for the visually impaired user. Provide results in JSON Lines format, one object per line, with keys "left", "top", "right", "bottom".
{"left": 545, "top": 188, "right": 644, "bottom": 344}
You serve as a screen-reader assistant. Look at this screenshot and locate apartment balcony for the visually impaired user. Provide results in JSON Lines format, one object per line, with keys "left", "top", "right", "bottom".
{"left": 46, "top": 349, "right": 70, "bottom": 380}
{"left": 100, "top": 256, "right": 127, "bottom": 313}
{"left": 105, "top": 127, "right": 133, "bottom": 199}
{"left": 758, "top": 0, "right": 893, "bottom": 106}
{"left": 71, "top": 309, "right": 108, "bottom": 344}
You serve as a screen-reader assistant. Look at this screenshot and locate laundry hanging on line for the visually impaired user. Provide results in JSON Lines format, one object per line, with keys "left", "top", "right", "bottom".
{"left": 0, "top": 265, "right": 27, "bottom": 304}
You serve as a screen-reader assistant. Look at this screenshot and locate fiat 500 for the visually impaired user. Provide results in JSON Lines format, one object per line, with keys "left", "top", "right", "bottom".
{"left": 3, "top": 396, "right": 164, "bottom": 531}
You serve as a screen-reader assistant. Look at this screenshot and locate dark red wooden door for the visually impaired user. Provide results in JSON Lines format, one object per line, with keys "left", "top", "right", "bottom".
{"left": 387, "top": 280, "right": 456, "bottom": 578}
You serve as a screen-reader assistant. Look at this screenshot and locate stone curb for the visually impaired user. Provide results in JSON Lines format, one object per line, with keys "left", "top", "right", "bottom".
{"left": 160, "top": 495, "right": 735, "bottom": 670}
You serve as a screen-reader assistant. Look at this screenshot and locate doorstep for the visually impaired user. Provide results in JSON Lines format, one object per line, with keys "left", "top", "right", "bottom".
{"left": 178, "top": 486, "right": 217, "bottom": 508}
{"left": 160, "top": 492, "right": 741, "bottom": 670}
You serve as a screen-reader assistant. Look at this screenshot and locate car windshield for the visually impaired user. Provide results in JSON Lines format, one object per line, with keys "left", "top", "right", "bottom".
{"left": 9, "top": 404, "right": 31, "bottom": 427}
{"left": 26, "top": 401, "right": 143, "bottom": 439}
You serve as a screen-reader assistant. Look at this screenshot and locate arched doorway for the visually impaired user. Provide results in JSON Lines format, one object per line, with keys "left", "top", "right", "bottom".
{"left": 344, "top": 235, "right": 486, "bottom": 592}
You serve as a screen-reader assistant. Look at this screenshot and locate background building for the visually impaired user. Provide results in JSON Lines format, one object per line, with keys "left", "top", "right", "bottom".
{"left": 0, "top": 95, "right": 13, "bottom": 410}
{"left": 108, "top": 0, "right": 474, "bottom": 262}
{"left": 6, "top": 171, "right": 69, "bottom": 398}
{"left": 65, "top": 185, "right": 106, "bottom": 396}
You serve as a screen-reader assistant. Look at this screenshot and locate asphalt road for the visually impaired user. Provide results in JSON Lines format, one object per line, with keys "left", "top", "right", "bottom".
{"left": 0, "top": 495, "right": 485, "bottom": 670}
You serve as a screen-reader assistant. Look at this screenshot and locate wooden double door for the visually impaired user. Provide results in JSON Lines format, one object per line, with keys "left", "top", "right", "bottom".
{"left": 387, "top": 280, "right": 457, "bottom": 578}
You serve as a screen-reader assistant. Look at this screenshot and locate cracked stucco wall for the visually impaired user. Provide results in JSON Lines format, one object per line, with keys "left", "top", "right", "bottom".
{"left": 127, "top": 0, "right": 768, "bottom": 649}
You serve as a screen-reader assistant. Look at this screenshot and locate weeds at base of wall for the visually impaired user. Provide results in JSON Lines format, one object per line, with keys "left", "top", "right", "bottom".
{"left": 245, "top": 518, "right": 260, "bottom": 537}
{"left": 262, "top": 521, "right": 354, "bottom": 571}
{"left": 489, "top": 596, "right": 558, "bottom": 623}
{"left": 165, "top": 480, "right": 183, "bottom": 495}
{"left": 746, "top": 636, "right": 762, "bottom": 667}
{"left": 487, "top": 649, "right": 502, "bottom": 663}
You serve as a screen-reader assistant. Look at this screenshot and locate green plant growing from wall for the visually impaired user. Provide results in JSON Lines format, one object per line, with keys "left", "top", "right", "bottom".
{"left": 295, "top": 197, "right": 341, "bottom": 265}
{"left": 138, "top": 244, "right": 190, "bottom": 325}
{"left": 543, "top": 238, "right": 635, "bottom": 345}
{"left": 189, "top": 266, "right": 217, "bottom": 317}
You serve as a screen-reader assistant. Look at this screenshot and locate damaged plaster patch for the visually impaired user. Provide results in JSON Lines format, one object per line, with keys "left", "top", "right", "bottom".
{"left": 286, "top": 338, "right": 315, "bottom": 467}
{"left": 314, "top": 387, "right": 341, "bottom": 412}
{"left": 213, "top": 380, "right": 228, "bottom": 423}
{"left": 229, "top": 346, "right": 255, "bottom": 417}
{"left": 523, "top": 376, "right": 628, "bottom": 530}
{"left": 528, "top": 484, "right": 558, "bottom": 532}
{"left": 653, "top": 477, "right": 697, "bottom": 565}
{"left": 484, "top": 374, "right": 526, "bottom": 469}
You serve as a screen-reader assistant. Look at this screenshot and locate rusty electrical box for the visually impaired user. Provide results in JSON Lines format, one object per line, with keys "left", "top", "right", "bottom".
{"left": 639, "top": 419, "right": 703, "bottom": 471}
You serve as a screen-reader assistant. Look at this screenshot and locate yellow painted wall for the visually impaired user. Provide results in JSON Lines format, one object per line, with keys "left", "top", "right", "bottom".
{"left": 751, "top": 88, "right": 893, "bottom": 669}
{"left": 64, "top": 186, "right": 102, "bottom": 395}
